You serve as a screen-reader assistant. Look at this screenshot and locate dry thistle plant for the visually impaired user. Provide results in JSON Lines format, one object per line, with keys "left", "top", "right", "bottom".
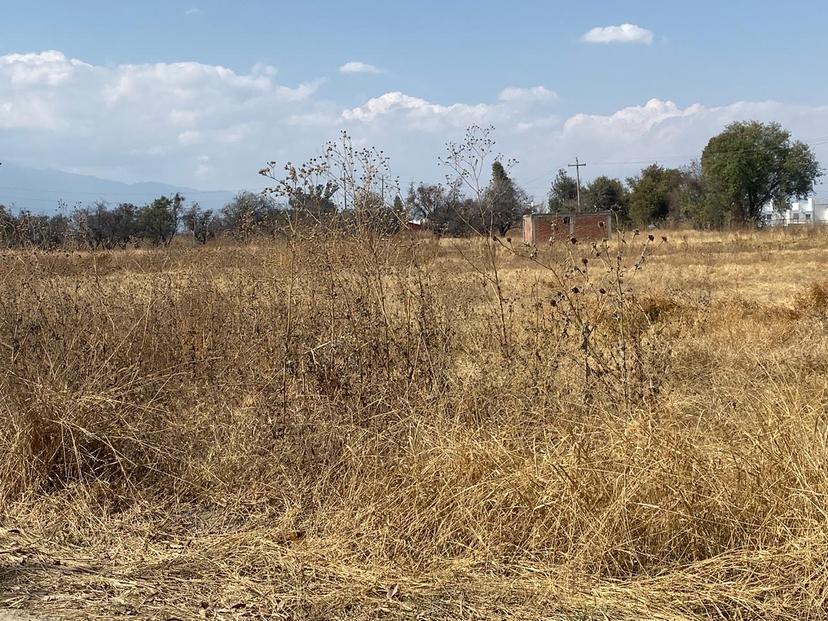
{"left": 506, "top": 227, "right": 670, "bottom": 409}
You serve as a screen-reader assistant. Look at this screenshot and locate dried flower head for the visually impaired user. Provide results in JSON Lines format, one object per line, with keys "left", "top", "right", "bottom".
{"left": 648, "top": 234, "right": 654, "bottom": 241}
{"left": 570, "top": 236, "right": 577, "bottom": 245}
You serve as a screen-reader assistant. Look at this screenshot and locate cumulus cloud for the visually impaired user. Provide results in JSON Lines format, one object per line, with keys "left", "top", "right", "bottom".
{"left": 342, "top": 91, "right": 489, "bottom": 126}
{"left": 564, "top": 99, "right": 705, "bottom": 137}
{"left": 0, "top": 50, "right": 91, "bottom": 87}
{"left": 339, "top": 61, "right": 383, "bottom": 74}
{"left": 340, "top": 94, "right": 828, "bottom": 198}
{"left": 1, "top": 49, "right": 827, "bottom": 201}
{"left": 581, "top": 24, "right": 654, "bottom": 45}
{"left": 0, "top": 50, "right": 329, "bottom": 189}
{"left": 559, "top": 98, "right": 828, "bottom": 182}
{"left": 498, "top": 86, "right": 559, "bottom": 103}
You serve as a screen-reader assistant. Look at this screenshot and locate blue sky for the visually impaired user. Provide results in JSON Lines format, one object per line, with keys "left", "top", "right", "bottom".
{"left": 1, "top": 0, "right": 827, "bottom": 202}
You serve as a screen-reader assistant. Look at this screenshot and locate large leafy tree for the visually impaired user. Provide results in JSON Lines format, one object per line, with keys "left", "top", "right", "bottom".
{"left": 627, "top": 164, "right": 681, "bottom": 225}
{"left": 701, "top": 121, "right": 821, "bottom": 225}
{"left": 547, "top": 168, "right": 578, "bottom": 213}
{"left": 584, "top": 175, "right": 628, "bottom": 218}
{"left": 138, "top": 194, "right": 183, "bottom": 246}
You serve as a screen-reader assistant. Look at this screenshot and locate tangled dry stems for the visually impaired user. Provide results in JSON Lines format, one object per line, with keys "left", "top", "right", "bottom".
{"left": 2, "top": 228, "right": 828, "bottom": 619}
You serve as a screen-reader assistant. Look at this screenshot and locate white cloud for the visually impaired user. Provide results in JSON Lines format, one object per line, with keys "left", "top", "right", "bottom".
{"left": 515, "top": 115, "right": 561, "bottom": 133}
{"left": 581, "top": 24, "right": 654, "bottom": 45}
{"left": 339, "top": 94, "right": 828, "bottom": 198}
{"left": 339, "top": 61, "right": 383, "bottom": 75}
{"left": 564, "top": 99, "right": 705, "bottom": 136}
{"left": 1, "top": 49, "right": 827, "bottom": 201}
{"left": 558, "top": 99, "right": 828, "bottom": 187}
{"left": 341, "top": 91, "right": 489, "bottom": 125}
{"left": 0, "top": 50, "right": 91, "bottom": 86}
{"left": 185, "top": 7, "right": 202, "bottom": 16}
{"left": 499, "top": 86, "right": 559, "bottom": 103}
{"left": 0, "top": 50, "right": 326, "bottom": 189}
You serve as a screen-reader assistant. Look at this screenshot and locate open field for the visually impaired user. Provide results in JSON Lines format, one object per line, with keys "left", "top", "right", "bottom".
{"left": 2, "top": 227, "right": 828, "bottom": 620}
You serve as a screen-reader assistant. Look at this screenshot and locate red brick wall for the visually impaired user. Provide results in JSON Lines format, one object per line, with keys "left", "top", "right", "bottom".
{"left": 524, "top": 213, "right": 611, "bottom": 244}
{"left": 571, "top": 213, "right": 611, "bottom": 241}
{"left": 532, "top": 216, "right": 571, "bottom": 244}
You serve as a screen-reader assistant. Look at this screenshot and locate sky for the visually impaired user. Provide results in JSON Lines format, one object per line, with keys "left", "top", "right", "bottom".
{"left": 2, "top": 0, "right": 828, "bottom": 205}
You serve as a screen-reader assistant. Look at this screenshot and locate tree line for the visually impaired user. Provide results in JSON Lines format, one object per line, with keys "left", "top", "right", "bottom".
{"left": 546, "top": 121, "right": 821, "bottom": 228}
{"left": 0, "top": 120, "right": 821, "bottom": 249}
{"left": 0, "top": 192, "right": 286, "bottom": 249}
{"left": 399, "top": 120, "right": 821, "bottom": 235}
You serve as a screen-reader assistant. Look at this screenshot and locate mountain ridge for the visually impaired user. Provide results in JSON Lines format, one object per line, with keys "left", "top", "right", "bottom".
{"left": 0, "top": 162, "right": 238, "bottom": 213}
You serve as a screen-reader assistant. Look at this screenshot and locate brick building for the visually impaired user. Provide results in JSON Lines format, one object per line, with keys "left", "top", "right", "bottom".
{"left": 522, "top": 211, "right": 613, "bottom": 244}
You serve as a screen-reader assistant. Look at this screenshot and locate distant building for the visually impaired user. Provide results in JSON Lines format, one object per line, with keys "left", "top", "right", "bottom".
{"left": 523, "top": 211, "right": 613, "bottom": 244}
{"left": 762, "top": 197, "right": 828, "bottom": 226}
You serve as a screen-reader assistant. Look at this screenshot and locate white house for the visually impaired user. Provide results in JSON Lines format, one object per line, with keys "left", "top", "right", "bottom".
{"left": 762, "top": 197, "right": 828, "bottom": 226}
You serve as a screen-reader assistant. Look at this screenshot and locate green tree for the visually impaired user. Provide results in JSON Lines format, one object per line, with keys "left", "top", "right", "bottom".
{"left": 701, "top": 121, "right": 822, "bottom": 225}
{"left": 627, "top": 164, "right": 681, "bottom": 226}
{"left": 111, "top": 203, "right": 140, "bottom": 248}
{"left": 583, "top": 176, "right": 628, "bottom": 219}
{"left": 483, "top": 161, "right": 529, "bottom": 236}
{"left": 547, "top": 168, "right": 578, "bottom": 213}
{"left": 668, "top": 162, "right": 710, "bottom": 227}
{"left": 138, "top": 194, "right": 183, "bottom": 246}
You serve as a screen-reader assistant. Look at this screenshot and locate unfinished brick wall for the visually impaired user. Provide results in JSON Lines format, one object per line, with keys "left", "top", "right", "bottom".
{"left": 523, "top": 212, "right": 612, "bottom": 244}
{"left": 571, "top": 213, "right": 611, "bottom": 241}
{"left": 523, "top": 215, "right": 571, "bottom": 244}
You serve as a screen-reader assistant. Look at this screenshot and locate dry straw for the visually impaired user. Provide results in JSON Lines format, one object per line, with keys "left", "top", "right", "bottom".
{"left": 1, "top": 226, "right": 828, "bottom": 619}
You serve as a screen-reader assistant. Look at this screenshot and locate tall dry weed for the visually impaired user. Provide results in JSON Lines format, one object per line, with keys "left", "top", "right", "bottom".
{"left": 1, "top": 230, "right": 828, "bottom": 619}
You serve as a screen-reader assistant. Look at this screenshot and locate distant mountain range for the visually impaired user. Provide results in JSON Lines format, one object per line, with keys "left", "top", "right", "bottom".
{"left": 0, "top": 162, "right": 237, "bottom": 213}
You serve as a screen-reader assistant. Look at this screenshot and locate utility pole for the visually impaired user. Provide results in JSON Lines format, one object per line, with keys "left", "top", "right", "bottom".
{"left": 568, "top": 156, "right": 586, "bottom": 212}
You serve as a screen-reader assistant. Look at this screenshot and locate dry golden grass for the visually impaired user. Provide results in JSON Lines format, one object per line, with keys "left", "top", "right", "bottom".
{"left": 2, "top": 227, "right": 828, "bottom": 620}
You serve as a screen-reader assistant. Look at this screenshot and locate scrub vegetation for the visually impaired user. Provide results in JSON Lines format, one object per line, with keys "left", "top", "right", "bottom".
{"left": 2, "top": 225, "right": 828, "bottom": 620}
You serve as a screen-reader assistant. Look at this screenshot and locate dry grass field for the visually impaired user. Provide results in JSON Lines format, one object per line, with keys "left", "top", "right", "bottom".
{"left": 2, "top": 227, "right": 828, "bottom": 620}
